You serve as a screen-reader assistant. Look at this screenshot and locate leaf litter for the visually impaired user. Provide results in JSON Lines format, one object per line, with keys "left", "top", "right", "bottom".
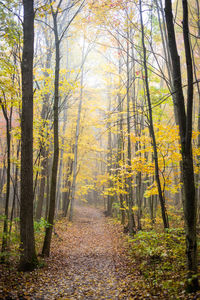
{"left": 0, "top": 206, "right": 199, "bottom": 299}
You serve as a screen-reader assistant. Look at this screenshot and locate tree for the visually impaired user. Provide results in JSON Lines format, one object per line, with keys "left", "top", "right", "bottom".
{"left": 69, "top": 39, "right": 85, "bottom": 221}
{"left": 165, "top": 0, "right": 199, "bottom": 291}
{"left": 139, "top": 0, "right": 169, "bottom": 229}
{"left": 42, "top": 0, "right": 85, "bottom": 255}
{"left": 19, "top": 0, "right": 38, "bottom": 271}
{"left": 35, "top": 23, "right": 53, "bottom": 221}
{"left": 126, "top": 32, "right": 136, "bottom": 234}
{"left": 106, "top": 81, "right": 113, "bottom": 217}
{"left": 42, "top": 0, "right": 61, "bottom": 257}
{"left": 0, "top": 95, "right": 11, "bottom": 261}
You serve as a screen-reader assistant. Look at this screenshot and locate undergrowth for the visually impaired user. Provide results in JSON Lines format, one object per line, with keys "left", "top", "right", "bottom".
{"left": 128, "top": 229, "right": 187, "bottom": 296}
{"left": 0, "top": 217, "right": 49, "bottom": 262}
{"left": 124, "top": 208, "right": 200, "bottom": 299}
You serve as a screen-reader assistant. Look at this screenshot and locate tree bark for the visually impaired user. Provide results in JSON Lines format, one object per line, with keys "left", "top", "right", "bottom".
{"left": 63, "top": 157, "right": 73, "bottom": 217}
{"left": 117, "top": 94, "right": 125, "bottom": 224}
{"left": 193, "top": 0, "right": 200, "bottom": 223}
{"left": 42, "top": 7, "right": 60, "bottom": 257}
{"left": 117, "top": 47, "right": 125, "bottom": 225}
{"left": 35, "top": 41, "right": 52, "bottom": 221}
{"left": 9, "top": 142, "right": 20, "bottom": 236}
{"left": 69, "top": 41, "right": 85, "bottom": 221}
{"left": 35, "top": 149, "right": 47, "bottom": 221}
{"left": 69, "top": 87, "right": 83, "bottom": 221}
{"left": 165, "top": 0, "right": 198, "bottom": 291}
{"left": 0, "top": 100, "right": 11, "bottom": 261}
{"left": 106, "top": 86, "right": 113, "bottom": 217}
{"left": 56, "top": 107, "right": 67, "bottom": 216}
{"left": 19, "top": 0, "right": 38, "bottom": 271}
{"left": 140, "top": 0, "right": 169, "bottom": 229}
{"left": 126, "top": 30, "right": 136, "bottom": 234}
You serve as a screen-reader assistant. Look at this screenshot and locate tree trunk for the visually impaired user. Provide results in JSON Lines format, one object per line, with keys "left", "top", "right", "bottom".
{"left": 56, "top": 107, "right": 67, "bottom": 216}
{"left": 126, "top": 30, "right": 136, "bottom": 234}
{"left": 106, "top": 87, "right": 113, "bottom": 217}
{"left": 117, "top": 44, "right": 126, "bottom": 225}
{"left": 193, "top": 0, "right": 200, "bottom": 224}
{"left": 69, "top": 41, "right": 85, "bottom": 221}
{"left": 35, "top": 43, "right": 52, "bottom": 221}
{"left": 35, "top": 149, "right": 47, "bottom": 220}
{"left": 9, "top": 142, "right": 20, "bottom": 236}
{"left": 165, "top": 0, "right": 198, "bottom": 291}
{"left": 117, "top": 93, "right": 125, "bottom": 225}
{"left": 140, "top": 0, "right": 169, "bottom": 229}
{"left": 19, "top": 0, "right": 37, "bottom": 271}
{"left": 63, "top": 157, "right": 73, "bottom": 217}
{"left": 0, "top": 101, "right": 11, "bottom": 261}
{"left": 0, "top": 164, "right": 6, "bottom": 204}
{"left": 156, "top": 0, "right": 183, "bottom": 205}
{"left": 131, "top": 42, "right": 143, "bottom": 231}
{"left": 45, "top": 157, "right": 50, "bottom": 220}
{"left": 42, "top": 9, "right": 60, "bottom": 257}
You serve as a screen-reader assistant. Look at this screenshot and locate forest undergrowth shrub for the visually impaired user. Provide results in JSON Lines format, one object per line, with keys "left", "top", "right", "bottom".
{"left": 34, "top": 218, "right": 50, "bottom": 252}
{"left": 0, "top": 216, "right": 20, "bottom": 261}
{"left": 128, "top": 228, "right": 188, "bottom": 295}
{"left": 0, "top": 217, "right": 49, "bottom": 261}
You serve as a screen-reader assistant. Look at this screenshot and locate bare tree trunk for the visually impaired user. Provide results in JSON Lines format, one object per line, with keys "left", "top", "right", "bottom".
{"left": 117, "top": 48, "right": 125, "bottom": 225}
{"left": 63, "top": 157, "right": 73, "bottom": 217}
{"left": 117, "top": 95, "right": 125, "bottom": 224}
{"left": 56, "top": 107, "right": 67, "bottom": 216}
{"left": 106, "top": 85, "right": 113, "bottom": 217}
{"left": 131, "top": 43, "right": 143, "bottom": 230}
{"left": 165, "top": 0, "right": 198, "bottom": 291}
{"left": 42, "top": 7, "right": 60, "bottom": 256}
{"left": 45, "top": 157, "right": 50, "bottom": 220}
{"left": 156, "top": 0, "right": 183, "bottom": 205}
{"left": 9, "top": 142, "right": 20, "bottom": 235}
{"left": 35, "top": 44, "right": 52, "bottom": 221}
{"left": 0, "top": 164, "right": 6, "bottom": 204}
{"left": 35, "top": 149, "right": 47, "bottom": 220}
{"left": 19, "top": 0, "right": 37, "bottom": 271}
{"left": 69, "top": 93, "right": 83, "bottom": 221}
{"left": 69, "top": 41, "right": 85, "bottom": 221}
{"left": 140, "top": 0, "right": 169, "bottom": 229}
{"left": 0, "top": 101, "right": 11, "bottom": 261}
{"left": 193, "top": 0, "right": 200, "bottom": 224}
{"left": 126, "top": 31, "right": 136, "bottom": 234}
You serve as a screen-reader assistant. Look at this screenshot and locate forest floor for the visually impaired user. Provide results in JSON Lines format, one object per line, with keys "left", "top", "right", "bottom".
{"left": 0, "top": 206, "right": 199, "bottom": 299}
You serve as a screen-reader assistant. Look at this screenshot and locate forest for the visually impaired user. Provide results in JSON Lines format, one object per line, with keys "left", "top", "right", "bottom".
{"left": 0, "top": 0, "right": 200, "bottom": 299}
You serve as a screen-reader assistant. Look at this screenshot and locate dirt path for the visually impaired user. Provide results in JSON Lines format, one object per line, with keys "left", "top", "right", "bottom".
{"left": 2, "top": 206, "right": 200, "bottom": 299}
{"left": 1, "top": 206, "right": 139, "bottom": 299}
{"left": 59, "top": 207, "right": 120, "bottom": 299}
